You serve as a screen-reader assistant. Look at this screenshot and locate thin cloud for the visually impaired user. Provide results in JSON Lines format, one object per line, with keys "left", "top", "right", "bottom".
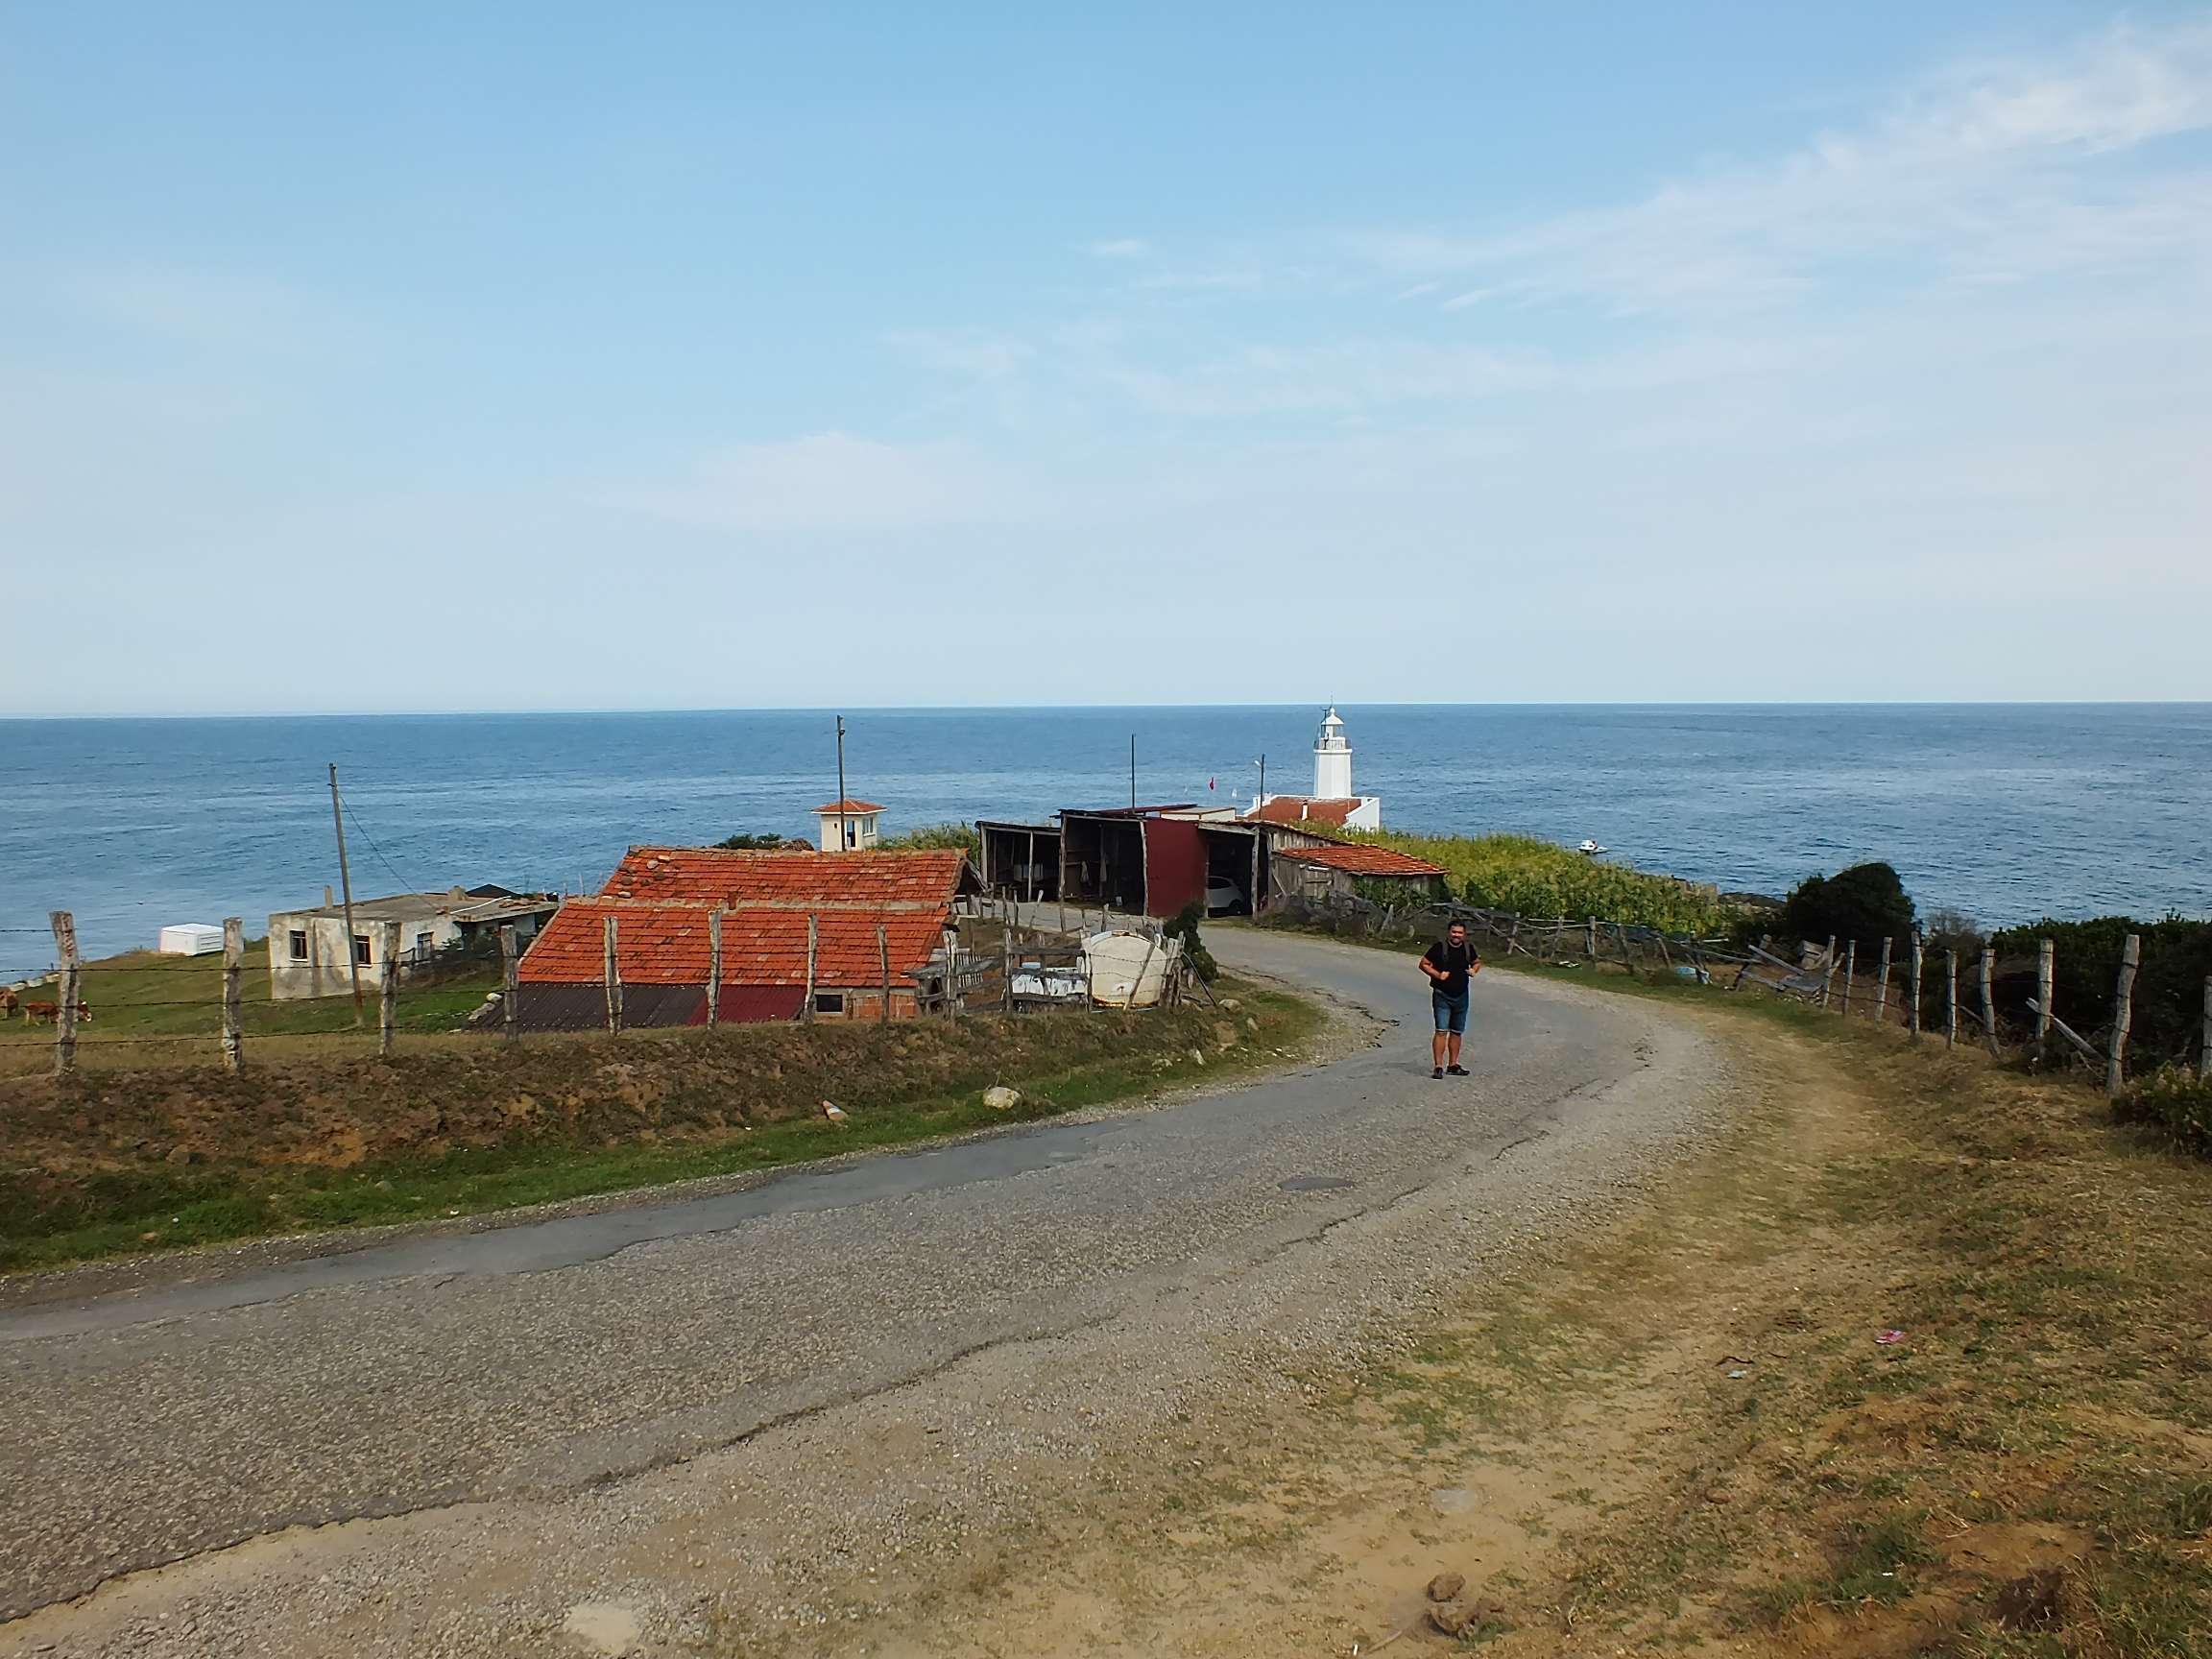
{"left": 1347, "top": 18, "right": 2212, "bottom": 314}
{"left": 1086, "top": 237, "right": 1151, "bottom": 259}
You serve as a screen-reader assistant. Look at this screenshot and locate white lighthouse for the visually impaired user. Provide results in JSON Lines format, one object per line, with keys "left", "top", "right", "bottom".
{"left": 1244, "top": 705, "right": 1382, "bottom": 831}
{"left": 1313, "top": 706, "right": 1354, "bottom": 800}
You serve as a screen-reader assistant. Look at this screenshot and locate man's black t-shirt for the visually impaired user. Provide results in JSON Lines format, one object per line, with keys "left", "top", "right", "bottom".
{"left": 1422, "top": 937, "right": 1480, "bottom": 998}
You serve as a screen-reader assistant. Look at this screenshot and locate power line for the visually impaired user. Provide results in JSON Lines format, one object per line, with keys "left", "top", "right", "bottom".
{"left": 341, "top": 795, "right": 418, "bottom": 895}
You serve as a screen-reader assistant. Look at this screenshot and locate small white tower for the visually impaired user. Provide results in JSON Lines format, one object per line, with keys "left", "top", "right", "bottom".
{"left": 1313, "top": 706, "right": 1354, "bottom": 800}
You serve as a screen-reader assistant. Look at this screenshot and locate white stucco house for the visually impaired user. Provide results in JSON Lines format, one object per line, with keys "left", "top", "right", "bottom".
{"left": 266, "top": 886, "right": 559, "bottom": 1000}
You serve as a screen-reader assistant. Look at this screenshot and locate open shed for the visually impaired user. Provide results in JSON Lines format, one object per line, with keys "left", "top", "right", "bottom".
{"left": 1056, "top": 806, "right": 1272, "bottom": 920}
{"left": 976, "top": 821, "right": 1062, "bottom": 902}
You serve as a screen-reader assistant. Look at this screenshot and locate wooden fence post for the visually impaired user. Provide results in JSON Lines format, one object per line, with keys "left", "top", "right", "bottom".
{"left": 804, "top": 912, "right": 819, "bottom": 1023}
{"left": 603, "top": 912, "right": 622, "bottom": 1035}
{"left": 49, "top": 910, "right": 79, "bottom": 1078}
{"left": 878, "top": 924, "right": 891, "bottom": 1023}
{"left": 2105, "top": 933, "right": 2140, "bottom": 1096}
{"left": 1584, "top": 916, "right": 1598, "bottom": 969}
{"left": 2200, "top": 974, "right": 2211, "bottom": 1083}
{"left": 1001, "top": 925, "right": 1014, "bottom": 1013}
{"left": 2035, "top": 938, "right": 2055, "bottom": 1058}
{"left": 1908, "top": 933, "right": 1924, "bottom": 1040}
{"left": 377, "top": 922, "right": 399, "bottom": 1056}
{"left": 1615, "top": 922, "right": 1635, "bottom": 978}
{"left": 1841, "top": 941, "right": 1856, "bottom": 1019}
{"left": 500, "top": 925, "right": 519, "bottom": 1046}
{"left": 1979, "top": 948, "right": 2000, "bottom": 1059}
{"left": 1818, "top": 937, "right": 1838, "bottom": 1008}
{"left": 221, "top": 916, "right": 244, "bottom": 1072}
{"left": 1944, "top": 950, "right": 1959, "bottom": 1050}
{"left": 1875, "top": 936, "right": 1892, "bottom": 1027}
{"left": 706, "top": 908, "right": 723, "bottom": 1029}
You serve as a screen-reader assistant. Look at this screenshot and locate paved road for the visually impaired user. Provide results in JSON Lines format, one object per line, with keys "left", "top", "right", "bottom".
{"left": 0, "top": 926, "right": 1680, "bottom": 1627}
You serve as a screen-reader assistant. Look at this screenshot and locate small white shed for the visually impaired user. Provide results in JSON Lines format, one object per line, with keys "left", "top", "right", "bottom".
{"left": 156, "top": 924, "right": 227, "bottom": 956}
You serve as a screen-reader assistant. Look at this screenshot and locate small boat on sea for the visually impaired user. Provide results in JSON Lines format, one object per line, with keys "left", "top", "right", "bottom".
{"left": 1577, "top": 838, "right": 1607, "bottom": 856}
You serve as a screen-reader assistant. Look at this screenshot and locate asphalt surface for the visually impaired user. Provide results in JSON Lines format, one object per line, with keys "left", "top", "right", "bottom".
{"left": 0, "top": 925, "right": 1681, "bottom": 1630}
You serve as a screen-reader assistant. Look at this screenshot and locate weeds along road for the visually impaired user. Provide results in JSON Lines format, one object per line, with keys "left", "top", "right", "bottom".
{"left": 0, "top": 925, "right": 1725, "bottom": 1655}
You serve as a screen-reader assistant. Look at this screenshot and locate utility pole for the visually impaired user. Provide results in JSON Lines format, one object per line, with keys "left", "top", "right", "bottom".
{"left": 1254, "top": 754, "right": 1265, "bottom": 808}
{"left": 1129, "top": 733, "right": 1137, "bottom": 809}
{"left": 833, "top": 714, "right": 848, "bottom": 852}
{"left": 328, "top": 762, "right": 365, "bottom": 1024}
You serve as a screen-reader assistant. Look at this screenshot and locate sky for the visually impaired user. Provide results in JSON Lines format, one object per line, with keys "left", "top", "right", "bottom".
{"left": 3, "top": 4, "right": 2210, "bottom": 715}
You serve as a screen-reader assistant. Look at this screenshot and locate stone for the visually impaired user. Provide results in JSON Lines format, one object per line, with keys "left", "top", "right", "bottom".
{"left": 1428, "top": 1601, "right": 1474, "bottom": 1637}
{"left": 1245, "top": 1016, "right": 1261, "bottom": 1032}
{"left": 1426, "top": 1571, "right": 1465, "bottom": 1602}
{"left": 1190, "top": 1048, "right": 1207, "bottom": 1066}
{"left": 982, "top": 1085, "right": 1021, "bottom": 1111}
{"left": 562, "top": 1600, "right": 642, "bottom": 1654}
{"left": 1214, "top": 1022, "right": 1240, "bottom": 1048}
{"left": 821, "top": 1100, "right": 849, "bottom": 1123}
{"left": 1217, "top": 997, "right": 1242, "bottom": 1011}
{"left": 164, "top": 1144, "right": 196, "bottom": 1166}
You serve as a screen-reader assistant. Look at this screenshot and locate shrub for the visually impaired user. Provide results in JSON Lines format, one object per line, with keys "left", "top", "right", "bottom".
{"left": 1989, "top": 915, "right": 2212, "bottom": 1070}
{"left": 1775, "top": 863, "right": 1916, "bottom": 957}
{"left": 712, "top": 831, "right": 791, "bottom": 850}
{"left": 2117, "top": 1067, "right": 2212, "bottom": 1157}
{"left": 879, "top": 822, "right": 981, "bottom": 857}
{"left": 1164, "top": 902, "right": 1219, "bottom": 983}
{"left": 1351, "top": 831, "right": 1731, "bottom": 934}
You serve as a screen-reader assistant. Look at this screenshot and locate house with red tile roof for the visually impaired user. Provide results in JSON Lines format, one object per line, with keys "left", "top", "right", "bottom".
{"left": 1243, "top": 707, "right": 1383, "bottom": 832}
{"left": 514, "top": 846, "right": 980, "bottom": 1028}
{"left": 813, "top": 799, "right": 885, "bottom": 851}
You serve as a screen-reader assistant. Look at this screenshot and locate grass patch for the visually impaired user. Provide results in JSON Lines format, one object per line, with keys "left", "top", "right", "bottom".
{"left": 0, "top": 980, "right": 1318, "bottom": 1272}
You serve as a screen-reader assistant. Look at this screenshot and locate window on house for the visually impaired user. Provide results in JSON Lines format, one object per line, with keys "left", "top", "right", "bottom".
{"left": 352, "top": 934, "right": 373, "bottom": 966}
{"left": 288, "top": 929, "right": 308, "bottom": 962}
{"left": 813, "top": 992, "right": 845, "bottom": 1015}
{"left": 415, "top": 932, "right": 433, "bottom": 958}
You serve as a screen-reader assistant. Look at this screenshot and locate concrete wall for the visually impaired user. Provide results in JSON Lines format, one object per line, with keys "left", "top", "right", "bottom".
{"left": 267, "top": 909, "right": 464, "bottom": 1000}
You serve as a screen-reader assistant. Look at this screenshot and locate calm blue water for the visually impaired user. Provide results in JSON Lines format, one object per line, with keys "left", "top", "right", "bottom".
{"left": 2, "top": 705, "right": 2206, "bottom": 971}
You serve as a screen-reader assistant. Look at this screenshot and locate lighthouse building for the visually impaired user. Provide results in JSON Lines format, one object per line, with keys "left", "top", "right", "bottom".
{"left": 1245, "top": 707, "right": 1382, "bottom": 831}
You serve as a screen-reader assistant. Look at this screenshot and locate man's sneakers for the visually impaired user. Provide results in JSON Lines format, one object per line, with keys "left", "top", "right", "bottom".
{"left": 1448, "top": 1065, "right": 1471, "bottom": 1076}
{"left": 1431, "top": 1066, "right": 1445, "bottom": 1080}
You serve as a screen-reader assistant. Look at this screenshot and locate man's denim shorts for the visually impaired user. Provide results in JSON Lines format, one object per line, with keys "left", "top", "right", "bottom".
{"left": 1431, "top": 990, "right": 1470, "bottom": 1035}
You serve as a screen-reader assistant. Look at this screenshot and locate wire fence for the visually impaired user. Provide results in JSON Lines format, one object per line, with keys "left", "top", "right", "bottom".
{"left": 1264, "top": 892, "right": 2212, "bottom": 1093}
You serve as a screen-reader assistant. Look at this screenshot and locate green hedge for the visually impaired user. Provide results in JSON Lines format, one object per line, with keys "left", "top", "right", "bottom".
{"left": 2117, "top": 1067, "right": 2212, "bottom": 1157}
{"left": 1352, "top": 831, "right": 1733, "bottom": 935}
{"left": 1989, "top": 915, "right": 2212, "bottom": 1070}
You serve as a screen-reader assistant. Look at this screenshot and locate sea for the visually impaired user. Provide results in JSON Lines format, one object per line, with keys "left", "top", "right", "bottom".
{"left": 2, "top": 705, "right": 2206, "bottom": 972}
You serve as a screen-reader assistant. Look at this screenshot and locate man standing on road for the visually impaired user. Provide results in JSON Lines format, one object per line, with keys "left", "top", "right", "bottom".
{"left": 1420, "top": 921, "right": 1481, "bottom": 1079}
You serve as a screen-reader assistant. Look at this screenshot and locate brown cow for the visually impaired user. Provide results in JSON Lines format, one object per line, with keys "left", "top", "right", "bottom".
{"left": 0, "top": 987, "right": 16, "bottom": 1019}
{"left": 22, "top": 1000, "right": 91, "bottom": 1025}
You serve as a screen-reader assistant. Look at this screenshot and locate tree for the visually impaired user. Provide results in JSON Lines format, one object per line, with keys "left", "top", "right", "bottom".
{"left": 1164, "top": 902, "right": 1219, "bottom": 983}
{"left": 713, "top": 831, "right": 795, "bottom": 850}
{"left": 1776, "top": 862, "right": 1915, "bottom": 954}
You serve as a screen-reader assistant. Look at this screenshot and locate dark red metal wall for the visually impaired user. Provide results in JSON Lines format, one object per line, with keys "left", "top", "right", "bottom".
{"left": 1141, "top": 818, "right": 1208, "bottom": 918}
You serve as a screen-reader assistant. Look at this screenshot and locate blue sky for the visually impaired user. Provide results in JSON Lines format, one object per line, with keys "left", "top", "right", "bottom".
{"left": 4, "top": 4, "right": 2209, "bottom": 713}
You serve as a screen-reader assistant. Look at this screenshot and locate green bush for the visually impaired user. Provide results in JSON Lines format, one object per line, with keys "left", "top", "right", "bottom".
{"left": 879, "top": 822, "right": 981, "bottom": 857}
{"left": 1164, "top": 902, "right": 1219, "bottom": 983}
{"left": 1989, "top": 915, "right": 2212, "bottom": 1070}
{"left": 2117, "top": 1067, "right": 2212, "bottom": 1157}
{"left": 1352, "top": 831, "right": 1731, "bottom": 934}
{"left": 1776, "top": 863, "right": 1916, "bottom": 957}
{"left": 713, "top": 831, "right": 795, "bottom": 850}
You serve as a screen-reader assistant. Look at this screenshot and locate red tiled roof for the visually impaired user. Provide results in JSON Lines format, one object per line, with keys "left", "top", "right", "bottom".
{"left": 519, "top": 902, "right": 950, "bottom": 988}
{"left": 1247, "top": 797, "right": 1362, "bottom": 828}
{"left": 599, "top": 846, "right": 968, "bottom": 908}
{"left": 1276, "top": 843, "right": 1447, "bottom": 878}
{"left": 812, "top": 799, "right": 884, "bottom": 814}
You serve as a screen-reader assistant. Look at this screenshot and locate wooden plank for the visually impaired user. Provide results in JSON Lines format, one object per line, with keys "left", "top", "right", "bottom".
{"left": 1874, "top": 936, "right": 1892, "bottom": 1027}
{"left": 2106, "top": 933, "right": 2140, "bottom": 1095}
{"left": 1841, "top": 940, "right": 1856, "bottom": 1019}
{"left": 804, "top": 913, "right": 819, "bottom": 1024}
{"left": 500, "top": 925, "right": 519, "bottom": 1046}
{"left": 1909, "top": 933, "right": 1924, "bottom": 1040}
{"left": 2027, "top": 998, "right": 2102, "bottom": 1066}
{"left": 706, "top": 908, "right": 723, "bottom": 1029}
{"left": 1584, "top": 916, "right": 1598, "bottom": 968}
{"left": 1980, "top": 948, "right": 2001, "bottom": 1058}
{"left": 603, "top": 912, "right": 623, "bottom": 1035}
{"left": 379, "top": 921, "right": 399, "bottom": 1057}
{"left": 1818, "top": 936, "right": 1838, "bottom": 1008}
{"left": 49, "top": 910, "right": 79, "bottom": 1078}
{"left": 222, "top": 916, "right": 245, "bottom": 1072}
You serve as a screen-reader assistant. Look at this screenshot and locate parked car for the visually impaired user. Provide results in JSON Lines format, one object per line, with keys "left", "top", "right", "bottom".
{"left": 1205, "top": 875, "right": 1247, "bottom": 915}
